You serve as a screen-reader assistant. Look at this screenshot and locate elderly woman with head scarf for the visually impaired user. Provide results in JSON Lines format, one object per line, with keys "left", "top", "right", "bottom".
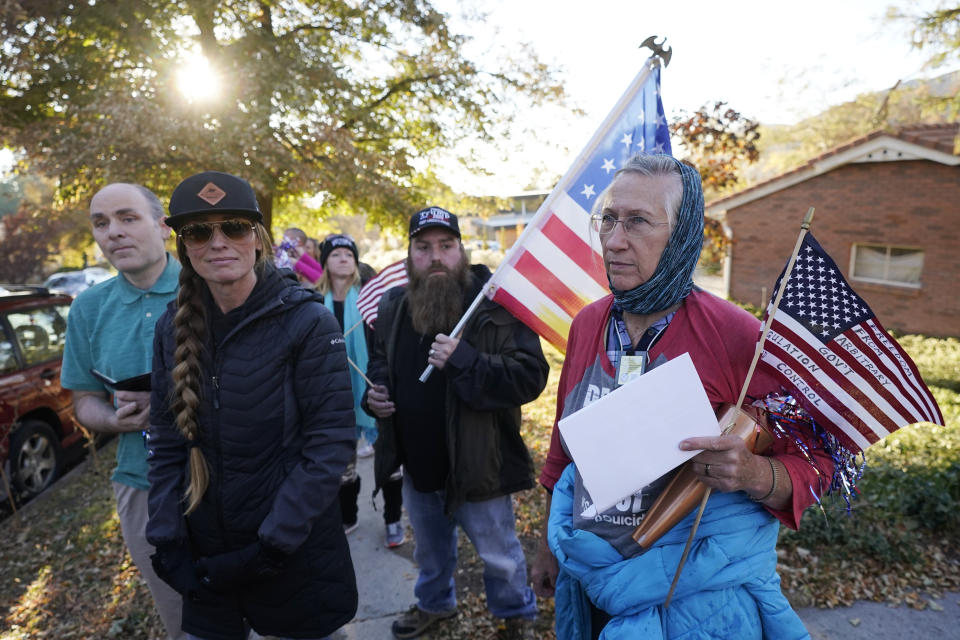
{"left": 530, "top": 155, "right": 831, "bottom": 639}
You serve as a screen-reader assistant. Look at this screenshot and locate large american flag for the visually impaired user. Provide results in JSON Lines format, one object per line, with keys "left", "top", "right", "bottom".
{"left": 758, "top": 233, "right": 943, "bottom": 452}
{"left": 485, "top": 59, "right": 672, "bottom": 350}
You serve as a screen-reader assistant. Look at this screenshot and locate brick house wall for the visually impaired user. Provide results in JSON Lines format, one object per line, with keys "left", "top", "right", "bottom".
{"left": 725, "top": 160, "right": 960, "bottom": 337}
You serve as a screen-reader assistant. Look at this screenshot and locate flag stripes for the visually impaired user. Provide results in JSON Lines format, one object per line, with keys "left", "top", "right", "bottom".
{"left": 356, "top": 260, "right": 408, "bottom": 328}
{"left": 857, "top": 319, "right": 941, "bottom": 423}
{"left": 759, "top": 347, "right": 875, "bottom": 452}
{"left": 512, "top": 252, "right": 591, "bottom": 319}
{"left": 761, "top": 318, "right": 897, "bottom": 448}
{"left": 491, "top": 286, "right": 568, "bottom": 349}
{"left": 775, "top": 313, "right": 920, "bottom": 428}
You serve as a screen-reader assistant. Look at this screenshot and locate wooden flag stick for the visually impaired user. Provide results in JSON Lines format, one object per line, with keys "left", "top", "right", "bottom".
{"left": 664, "top": 207, "right": 815, "bottom": 608}
{"left": 347, "top": 356, "right": 375, "bottom": 388}
{"left": 733, "top": 206, "right": 816, "bottom": 410}
{"left": 343, "top": 318, "right": 364, "bottom": 337}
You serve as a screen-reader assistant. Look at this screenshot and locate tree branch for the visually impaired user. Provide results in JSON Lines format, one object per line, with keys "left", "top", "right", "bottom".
{"left": 340, "top": 72, "right": 447, "bottom": 130}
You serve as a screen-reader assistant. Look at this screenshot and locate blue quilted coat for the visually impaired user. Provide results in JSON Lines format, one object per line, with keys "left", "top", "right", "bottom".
{"left": 549, "top": 464, "right": 810, "bottom": 639}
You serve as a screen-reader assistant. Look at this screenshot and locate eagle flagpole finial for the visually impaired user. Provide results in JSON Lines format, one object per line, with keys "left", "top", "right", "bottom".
{"left": 640, "top": 35, "right": 672, "bottom": 67}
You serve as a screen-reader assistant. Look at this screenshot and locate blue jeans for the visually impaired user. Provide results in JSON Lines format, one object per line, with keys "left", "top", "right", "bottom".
{"left": 402, "top": 475, "right": 536, "bottom": 619}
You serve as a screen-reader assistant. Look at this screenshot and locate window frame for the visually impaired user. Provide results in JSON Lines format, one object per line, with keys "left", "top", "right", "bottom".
{"left": 849, "top": 243, "right": 924, "bottom": 289}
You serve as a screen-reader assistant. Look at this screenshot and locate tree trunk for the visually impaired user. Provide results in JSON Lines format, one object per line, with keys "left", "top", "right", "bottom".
{"left": 257, "top": 189, "right": 274, "bottom": 235}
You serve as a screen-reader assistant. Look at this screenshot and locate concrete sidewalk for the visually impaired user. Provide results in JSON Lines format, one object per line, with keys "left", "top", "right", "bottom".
{"left": 797, "top": 593, "right": 960, "bottom": 639}
{"left": 331, "top": 453, "right": 417, "bottom": 639}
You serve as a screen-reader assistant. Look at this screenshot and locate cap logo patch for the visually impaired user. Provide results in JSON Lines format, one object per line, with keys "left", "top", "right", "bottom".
{"left": 419, "top": 207, "right": 451, "bottom": 225}
{"left": 197, "top": 182, "right": 227, "bottom": 206}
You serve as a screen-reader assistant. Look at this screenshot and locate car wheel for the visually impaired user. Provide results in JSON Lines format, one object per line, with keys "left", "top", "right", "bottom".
{"left": 9, "top": 420, "right": 63, "bottom": 499}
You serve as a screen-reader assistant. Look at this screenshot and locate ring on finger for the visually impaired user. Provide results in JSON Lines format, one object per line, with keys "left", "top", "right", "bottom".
{"left": 705, "top": 463, "right": 711, "bottom": 477}
{"left": 429, "top": 348, "right": 436, "bottom": 356}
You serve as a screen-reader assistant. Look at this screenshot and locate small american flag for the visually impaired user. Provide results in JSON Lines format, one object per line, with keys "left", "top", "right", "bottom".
{"left": 758, "top": 233, "right": 943, "bottom": 452}
{"left": 356, "top": 260, "right": 408, "bottom": 328}
{"left": 486, "top": 59, "right": 672, "bottom": 350}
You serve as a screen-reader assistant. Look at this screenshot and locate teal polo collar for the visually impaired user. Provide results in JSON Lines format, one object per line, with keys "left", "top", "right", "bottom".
{"left": 115, "top": 253, "right": 181, "bottom": 304}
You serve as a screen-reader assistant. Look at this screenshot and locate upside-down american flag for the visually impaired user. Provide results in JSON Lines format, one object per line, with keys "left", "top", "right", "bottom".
{"left": 485, "top": 59, "right": 672, "bottom": 350}
{"left": 758, "top": 233, "right": 943, "bottom": 452}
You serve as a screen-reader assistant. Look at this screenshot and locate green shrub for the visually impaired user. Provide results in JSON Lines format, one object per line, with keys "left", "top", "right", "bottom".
{"left": 780, "top": 334, "right": 960, "bottom": 559}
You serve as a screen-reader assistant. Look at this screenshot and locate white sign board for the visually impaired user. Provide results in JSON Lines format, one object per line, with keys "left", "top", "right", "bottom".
{"left": 558, "top": 352, "right": 720, "bottom": 514}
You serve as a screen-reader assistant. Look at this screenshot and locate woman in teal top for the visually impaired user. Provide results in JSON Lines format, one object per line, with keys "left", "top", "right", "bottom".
{"left": 318, "top": 234, "right": 406, "bottom": 548}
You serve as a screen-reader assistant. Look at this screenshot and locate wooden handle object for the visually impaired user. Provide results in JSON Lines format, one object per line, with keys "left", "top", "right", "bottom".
{"left": 631, "top": 403, "right": 772, "bottom": 549}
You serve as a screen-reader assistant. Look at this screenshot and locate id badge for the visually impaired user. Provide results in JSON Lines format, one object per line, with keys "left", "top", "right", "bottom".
{"left": 616, "top": 352, "right": 648, "bottom": 386}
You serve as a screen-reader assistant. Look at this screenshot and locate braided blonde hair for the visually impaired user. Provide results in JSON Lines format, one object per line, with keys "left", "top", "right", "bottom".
{"left": 171, "top": 222, "right": 274, "bottom": 514}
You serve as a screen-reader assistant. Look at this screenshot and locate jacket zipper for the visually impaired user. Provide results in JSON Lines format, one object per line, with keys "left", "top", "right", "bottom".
{"left": 212, "top": 359, "right": 229, "bottom": 546}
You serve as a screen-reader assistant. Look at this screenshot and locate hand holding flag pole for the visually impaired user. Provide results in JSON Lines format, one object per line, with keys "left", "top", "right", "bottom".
{"left": 418, "top": 287, "right": 490, "bottom": 382}
{"left": 662, "top": 207, "right": 816, "bottom": 608}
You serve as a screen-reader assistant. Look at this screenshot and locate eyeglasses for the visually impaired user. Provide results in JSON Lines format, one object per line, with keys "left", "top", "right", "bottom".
{"left": 590, "top": 213, "right": 669, "bottom": 237}
{"left": 178, "top": 219, "right": 255, "bottom": 248}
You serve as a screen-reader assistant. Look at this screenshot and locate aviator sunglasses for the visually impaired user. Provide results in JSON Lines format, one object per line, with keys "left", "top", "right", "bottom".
{"left": 177, "top": 219, "right": 255, "bottom": 248}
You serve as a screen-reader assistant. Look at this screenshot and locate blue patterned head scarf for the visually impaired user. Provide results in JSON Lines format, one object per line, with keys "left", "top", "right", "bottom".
{"left": 607, "top": 155, "right": 705, "bottom": 315}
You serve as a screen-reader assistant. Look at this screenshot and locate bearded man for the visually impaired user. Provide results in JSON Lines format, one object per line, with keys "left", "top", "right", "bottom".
{"left": 364, "top": 206, "right": 549, "bottom": 640}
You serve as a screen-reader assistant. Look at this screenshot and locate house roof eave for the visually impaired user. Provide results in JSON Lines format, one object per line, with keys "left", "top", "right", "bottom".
{"left": 705, "top": 128, "right": 960, "bottom": 215}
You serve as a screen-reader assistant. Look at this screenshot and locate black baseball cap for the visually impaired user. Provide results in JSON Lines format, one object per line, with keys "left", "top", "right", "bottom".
{"left": 408, "top": 206, "right": 460, "bottom": 239}
{"left": 166, "top": 171, "right": 264, "bottom": 231}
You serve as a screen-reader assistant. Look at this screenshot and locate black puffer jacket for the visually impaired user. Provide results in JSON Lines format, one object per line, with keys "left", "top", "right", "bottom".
{"left": 365, "top": 265, "right": 549, "bottom": 514}
{"left": 147, "top": 266, "right": 357, "bottom": 640}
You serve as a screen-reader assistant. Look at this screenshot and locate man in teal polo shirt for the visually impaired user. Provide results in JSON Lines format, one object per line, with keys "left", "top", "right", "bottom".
{"left": 62, "top": 183, "right": 184, "bottom": 640}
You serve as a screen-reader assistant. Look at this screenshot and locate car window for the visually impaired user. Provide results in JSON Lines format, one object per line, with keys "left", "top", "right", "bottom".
{"left": 6, "top": 304, "right": 69, "bottom": 367}
{"left": 0, "top": 326, "right": 16, "bottom": 374}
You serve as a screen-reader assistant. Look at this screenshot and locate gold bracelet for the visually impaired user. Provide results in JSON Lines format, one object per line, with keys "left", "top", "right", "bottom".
{"left": 751, "top": 457, "right": 778, "bottom": 503}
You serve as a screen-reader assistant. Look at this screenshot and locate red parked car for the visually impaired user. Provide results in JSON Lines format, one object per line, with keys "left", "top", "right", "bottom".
{"left": 0, "top": 285, "right": 86, "bottom": 501}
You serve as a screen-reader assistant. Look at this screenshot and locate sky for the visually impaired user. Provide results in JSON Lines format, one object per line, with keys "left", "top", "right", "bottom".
{"left": 434, "top": 0, "right": 960, "bottom": 195}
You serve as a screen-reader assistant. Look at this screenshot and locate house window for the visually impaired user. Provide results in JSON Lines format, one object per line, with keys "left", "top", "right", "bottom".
{"left": 850, "top": 244, "right": 923, "bottom": 287}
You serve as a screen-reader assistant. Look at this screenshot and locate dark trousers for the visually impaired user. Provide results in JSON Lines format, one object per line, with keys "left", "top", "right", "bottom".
{"left": 338, "top": 474, "right": 403, "bottom": 526}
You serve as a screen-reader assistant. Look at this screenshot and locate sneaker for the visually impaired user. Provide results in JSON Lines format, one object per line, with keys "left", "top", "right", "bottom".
{"left": 343, "top": 521, "right": 359, "bottom": 535}
{"left": 385, "top": 521, "right": 406, "bottom": 548}
{"left": 357, "top": 442, "right": 374, "bottom": 458}
{"left": 357, "top": 438, "right": 373, "bottom": 458}
{"left": 391, "top": 605, "right": 456, "bottom": 639}
{"left": 500, "top": 617, "right": 535, "bottom": 640}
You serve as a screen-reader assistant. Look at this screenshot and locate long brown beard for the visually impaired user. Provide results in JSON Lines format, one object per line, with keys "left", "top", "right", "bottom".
{"left": 406, "top": 254, "right": 470, "bottom": 336}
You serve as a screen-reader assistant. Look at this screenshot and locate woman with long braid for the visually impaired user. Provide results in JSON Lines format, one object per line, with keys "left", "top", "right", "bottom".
{"left": 146, "top": 171, "right": 357, "bottom": 640}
